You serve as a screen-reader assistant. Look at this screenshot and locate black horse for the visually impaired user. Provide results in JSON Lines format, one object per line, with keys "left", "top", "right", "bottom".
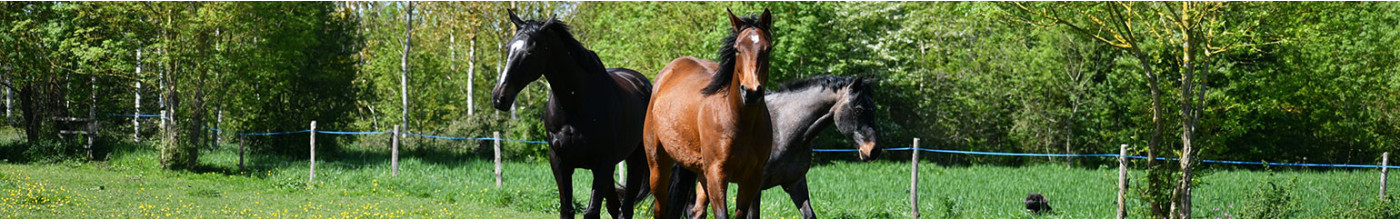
{"left": 678, "top": 75, "right": 882, "bottom": 218}
{"left": 491, "top": 10, "right": 652, "bottom": 219}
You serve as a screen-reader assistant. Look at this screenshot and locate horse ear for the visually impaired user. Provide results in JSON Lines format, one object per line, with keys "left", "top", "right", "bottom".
{"left": 543, "top": 14, "right": 556, "bottom": 27}
{"left": 727, "top": 8, "right": 743, "bottom": 32}
{"left": 760, "top": 8, "right": 773, "bottom": 29}
{"left": 852, "top": 77, "right": 873, "bottom": 91}
{"left": 508, "top": 9, "right": 524, "bottom": 28}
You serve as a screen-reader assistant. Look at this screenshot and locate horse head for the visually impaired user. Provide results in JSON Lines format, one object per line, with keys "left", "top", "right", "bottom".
{"left": 833, "top": 77, "right": 881, "bottom": 161}
{"left": 493, "top": 9, "right": 560, "bottom": 110}
{"left": 727, "top": 9, "right": 773, "bottom": 106}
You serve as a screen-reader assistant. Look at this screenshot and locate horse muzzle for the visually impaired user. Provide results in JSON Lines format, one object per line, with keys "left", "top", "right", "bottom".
{"left": 858, "top": 141, "right": 881, "bottom": 162}
{"left": 740, "top": 86, "right": 764, "bottom": 106}
{"left": 491, "top": 86, "right": 519, "bottom": 111}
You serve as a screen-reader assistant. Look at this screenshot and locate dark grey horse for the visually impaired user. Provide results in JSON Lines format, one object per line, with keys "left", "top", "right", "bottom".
{"left": 491, "top": 10, "right": 651, "bottom": 219}
{"left": 677, "top": 75, "right": 882, "bottom": 218}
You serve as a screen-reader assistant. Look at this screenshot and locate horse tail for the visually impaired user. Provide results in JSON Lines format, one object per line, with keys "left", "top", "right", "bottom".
{"left": 615, "top": 149, "right": 653, "bottom": 207}
{"left": 613, "top": 181, "right": 651, "bottom": 206}
{"left": 665, "top": 163, "right": 698, "bottom": 218}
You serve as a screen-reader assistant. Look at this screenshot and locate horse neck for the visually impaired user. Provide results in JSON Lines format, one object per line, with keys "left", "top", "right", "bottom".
{"left": 541, "top": 43, "right": 609, "bottom": 109}
{"left": 768, "top": 87, "right": 842, "bottom": 150}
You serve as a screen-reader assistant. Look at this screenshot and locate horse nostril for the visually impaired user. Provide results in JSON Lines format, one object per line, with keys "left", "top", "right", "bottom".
{"left": 859, "top": 141, "right": 880, "bottom": 161}
{"left": 741, "top": 87, "right": 764, "bottom": 106}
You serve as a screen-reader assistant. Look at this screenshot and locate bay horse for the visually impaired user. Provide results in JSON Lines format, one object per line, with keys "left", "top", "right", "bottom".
{"left": 683, "top": 75, "right": 883, "bottom": 219}
{"left": 490, "top": 10, "right": 652, "bottom": 219}
{"left": 643, "top": 9, "right": 775, "bottom": 219}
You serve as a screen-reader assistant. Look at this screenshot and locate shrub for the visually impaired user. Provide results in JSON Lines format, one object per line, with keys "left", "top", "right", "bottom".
{"left": 1241, "top": 172, "right": 1299, "bottom": 219}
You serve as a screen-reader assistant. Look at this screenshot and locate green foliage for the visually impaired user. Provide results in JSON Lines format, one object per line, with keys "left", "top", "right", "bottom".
{"left": 1329, "top": 196, "right": 1400, "bottom": 219}
{"left": 1, "top": 1, "right": 1397, "bottom": 175}
{"left": 1241, "top": 172, "right": 1300, "bottom": 218}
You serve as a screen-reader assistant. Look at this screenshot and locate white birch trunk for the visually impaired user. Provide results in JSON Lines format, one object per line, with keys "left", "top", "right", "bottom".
{"left": 135, "top": 49, "right": 142, "bottom": 141}
{"left": 400, "top": 1, "right": 414, "bottom": 131}
{"left": 468, "top": 38, "right": 475, "bottom": 116}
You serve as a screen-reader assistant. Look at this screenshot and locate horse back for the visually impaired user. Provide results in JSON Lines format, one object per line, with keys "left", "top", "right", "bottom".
{"left": 653, "top": 56, "right": 719, "bottom": 95}
{"left": 606, "top": 68, "right": 653, "bottom": 102}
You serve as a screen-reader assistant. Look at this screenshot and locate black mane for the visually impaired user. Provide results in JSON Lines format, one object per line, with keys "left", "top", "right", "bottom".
{"left": 518, "top": 18, "right": 606, "bottom": 73}
{"left": 701, "top": 14, "right": 771, "bottom": 95}
{"left": 769, "top": 75, "right": 858, "bottom": 94}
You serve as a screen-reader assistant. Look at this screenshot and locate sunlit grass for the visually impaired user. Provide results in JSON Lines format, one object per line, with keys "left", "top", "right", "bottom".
{"left": 2, "top": 139, "right": 1396, "bottom": 218}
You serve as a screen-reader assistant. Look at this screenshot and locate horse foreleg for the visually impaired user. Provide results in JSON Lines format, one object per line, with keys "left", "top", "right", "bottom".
{"left": 621, "top": 149, "right": 649, "bottom": 219}
{"left": 782, "top": 179, "right": 816, "bottom": 219}
{"left": 585, "top": 165, "right": 619, "bottom": 219}
{"left": 745, "top": 191, "right": 762, "bottom": 219}
{"left": 551, "top": 159, "right": 577, "bottom": 219}
{"left": 690, "top": 182, "right": 710, "bottom": 219}
{"left": 704, "top": 168, "right": 731, "bottom": 219}
{"left": 735, "top": 180, "right": 762, "bottom": 219}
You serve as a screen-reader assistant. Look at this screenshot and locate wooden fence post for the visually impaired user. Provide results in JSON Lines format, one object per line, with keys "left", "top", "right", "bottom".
{"left": 1383, "top": 152, "right": 1390, "bottom": 200}
{"left": 1118, "top": 144, "right": 1129, "bottom": 219}
{"left": 309, "top": 121, "right": 316, "bottom": 187}
{"left": 501, "top": 130, "right": 506, "bottom": 187}
{"left": 392, "top": 125, "right": 400, "bottom": 177}
{"left": 910, "top": 138, "right": 920, "bottom": 219}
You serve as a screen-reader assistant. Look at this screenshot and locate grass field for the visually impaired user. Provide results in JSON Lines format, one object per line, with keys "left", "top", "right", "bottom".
{"left": 2, "top": 140, "right": 1397, "bottom": 218}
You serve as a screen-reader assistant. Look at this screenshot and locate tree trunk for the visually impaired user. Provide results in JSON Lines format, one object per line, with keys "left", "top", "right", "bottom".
{"left": 467, "top": 38, "right": 475, "bottom": 116}
{"left": 5, "top": 73, "right": 11, "bottom": 119}
{"left": 18, "top": 85, "right": 39, "bottom": 144}
{"left": 1170, "top": 51, "right": 1196, "bottom": 219}
{"left": 1133, "top": 49, "right": 1170, "bottom": 218}
{"left": 400, "top": 1, "right": 413, "bottom": 132}
{"left": 157, "top": 10, "right": 195, "bottom": 169}
{"left": 134, "top": 49, "right": 142, "bottom": 141}
{"left": 1171, "top": 24, "right": 1208, "bottom": 219}
{"left": 161, "top": 74, "right": 183, "bottom": 168}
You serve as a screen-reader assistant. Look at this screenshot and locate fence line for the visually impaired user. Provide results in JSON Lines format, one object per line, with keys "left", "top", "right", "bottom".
{"left": 102, "top": 113, "right": 1391, "bottom": 218}
{"left": 831, "top": 147, "right": 1400, "bottom": 169}
{"left": 107, "top": 114, "right": 1398, "bottom": 169}
{"left": 104, "top": 113, "right": 165, "bottom": 118}
{"left": 317, "top": 130, "right": 387, "bottom": 135}
{"left": 196, "top": 125, "right": 546, "bottom": 144}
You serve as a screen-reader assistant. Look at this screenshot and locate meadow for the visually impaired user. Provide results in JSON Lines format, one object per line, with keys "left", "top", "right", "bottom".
{"left": 2, "top": 139, "right": 1396, "bottom": 219}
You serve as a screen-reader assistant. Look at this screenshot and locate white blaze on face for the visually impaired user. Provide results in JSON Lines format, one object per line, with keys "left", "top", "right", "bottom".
{"left": 749, "top": 34, "right": 760, "bottom": 45}
{"left": 500, "top": 39, "right": 528, "bottom": 83}
{"left": 510, "top": 40, "right": 527, "bottom": 54}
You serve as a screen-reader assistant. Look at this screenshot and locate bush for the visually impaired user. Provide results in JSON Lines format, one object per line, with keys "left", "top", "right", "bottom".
{"left": 0, "top": 139, "right": 85, "bottom": 164}
{"left": 1241, "top": 172, "right": 1300, "bottom": 219}
{"left": 1329, "top": 196, "right": 1400, "bottom": 219}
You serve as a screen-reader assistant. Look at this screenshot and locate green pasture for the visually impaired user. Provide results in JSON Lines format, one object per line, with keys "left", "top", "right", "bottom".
{"left": 1, "top": 140, "right": 1396, "bottom": 218}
